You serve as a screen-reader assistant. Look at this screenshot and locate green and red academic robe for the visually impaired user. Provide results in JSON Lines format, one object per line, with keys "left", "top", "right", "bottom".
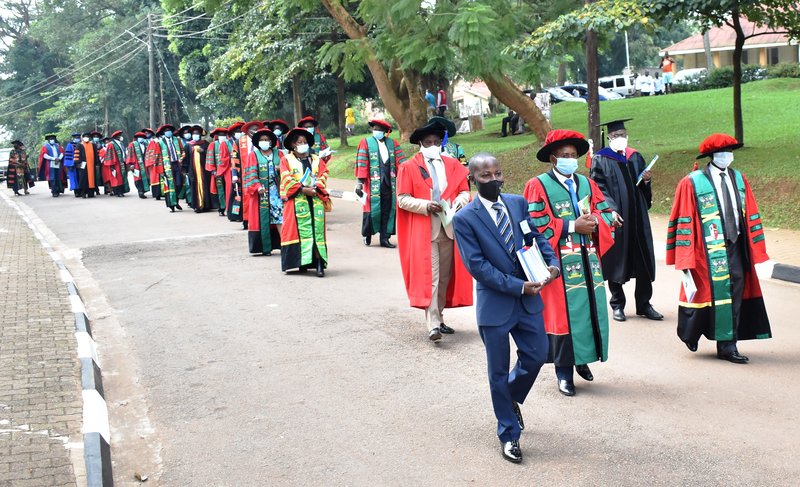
{"left": 244, "top": 148, "right": 284, "bottom": 255}
{"left": 218, "top": 138, "right": 243, "bottom": 221}
{"left": 396, "top": 153, "right": 473, "bottom": 310}
{"left": 524, "top": 171, "right": 615, "bottom": 367}
{"left": 206, "top": 138, "right": 228, "bottom": 212}
{"left": 279, "top": 153, "right": 329, "bottom": 271}
{"left": 354, "top": 136, "right": 406, "bottom": 237}
{"left": 103, "top": 140, "right": 129, "bottom": 192}
{"left": 126, "top": 141, "right": 150, "bottom": 192}
{"left": 312, "top": 132, "right": 331, "bottom": 163}
{"left": 237, "top": 136, "right": 253, "bottom": 225}
{"left": 666, "top": 168, "right": 771, "bottom": 346}
{"left": 145, "top": 136, "right": 185, "bottom": 208}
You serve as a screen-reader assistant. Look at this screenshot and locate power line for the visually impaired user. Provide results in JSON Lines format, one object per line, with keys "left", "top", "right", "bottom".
{"left": 154, "top": 43, "right": 192, "bottom": 121}
{"left": 162, "top": 12, "right": 209, "bottom": 28}
{"left": 152, "top": 11, "right": 247, "bottom": 39}
{"left": 0, "top": 46, "right": 147, "bottom": 119}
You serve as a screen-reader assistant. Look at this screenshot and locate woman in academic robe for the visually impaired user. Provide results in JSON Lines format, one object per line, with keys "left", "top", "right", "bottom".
{"left": 279, "top": 128, "right": 330, "bottom": 277}
{"left": 244, "top": 128, "right": 284, "bottom": 255}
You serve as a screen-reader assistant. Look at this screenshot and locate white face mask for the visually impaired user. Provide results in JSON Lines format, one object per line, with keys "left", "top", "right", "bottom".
{"left": 295, "top": 143, "right": 310, "bottom": 155}
{"left": 83, "top": 137, "right": 90, "bottom": 143}
{"left": 372, "top": 130, "right": 385, "bottom": 140}
{"left": 235, "top": 132, "right": 244, "bottom": 140}
{"left": 304, "top": 126, "right": 315, "bottom": 135}
{"left": 420, "top": 144, "right": 442, "bottom": 160}
{"left": 273, "top": 129, "right": 282, "bottom": 137}
{"left": 219, "top": 135, "right": 228, "bottom": 142}
{"left": 713, "top": 152, "right": 734, "bottom": 169}
{"left": 608, "top": 136, "right": 628, "bottom": 152}
{"left": 117, "top": 137, "right": 124, "bottom": 143}
{"left": 137, "top": 138, "right": 145, "bottom": 144}
{"left": 192, "top": 134, "right": 201, "bottom": 141}
{"left": 258, "top": 141, "right": 271, "bottom": 151}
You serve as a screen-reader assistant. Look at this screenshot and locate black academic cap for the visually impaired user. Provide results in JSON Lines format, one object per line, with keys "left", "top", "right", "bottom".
{"left": 71, "top": 132, "right": 81, "bottom": 137}
{"left": 597, "top": 118, "right": 632, "bottom": 133}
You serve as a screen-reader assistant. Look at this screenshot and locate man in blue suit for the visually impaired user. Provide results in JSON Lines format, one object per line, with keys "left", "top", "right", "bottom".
{"left": 453, "top": 153, "right": 560, "bottom": 463}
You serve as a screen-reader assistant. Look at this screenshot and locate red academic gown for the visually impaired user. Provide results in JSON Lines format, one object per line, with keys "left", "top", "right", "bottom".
{"left": 396, "top": 152, "right": 473, "bottom": 309}
{"left": 102, "top": 141, "right": 124, "bottom": 187}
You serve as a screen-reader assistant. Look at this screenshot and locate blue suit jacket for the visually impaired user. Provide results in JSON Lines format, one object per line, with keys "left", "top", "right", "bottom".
{"left": 453, "top": 193, "right": 559, "bottom": 327}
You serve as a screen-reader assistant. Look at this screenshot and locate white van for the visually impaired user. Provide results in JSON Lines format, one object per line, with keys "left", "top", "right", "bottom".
{"left": 0, "top": 148, "right": 10, "bottom": 181}
{"left": 599, "top": 75, "right": 635, "bottom": 97}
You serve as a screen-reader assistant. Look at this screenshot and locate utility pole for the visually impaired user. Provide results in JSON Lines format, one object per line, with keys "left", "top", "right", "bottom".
{"left": 147, "top": 13, "right": 156, "bottom": 130}
{"left": 159, "top": 67, "right": 166, "bottom": 126}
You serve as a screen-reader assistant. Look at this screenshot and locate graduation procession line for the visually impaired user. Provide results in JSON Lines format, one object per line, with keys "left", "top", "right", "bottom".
{"left": 0, "top": 190, "right": 113, "bottom": 486}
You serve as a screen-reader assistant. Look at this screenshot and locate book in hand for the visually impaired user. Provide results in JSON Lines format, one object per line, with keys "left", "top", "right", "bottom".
{"left": 438, "top": 199, "right": 457, "bottom": 227}
{"left": 578, "top": 194, "right": 590, "bottom": 215}
{"left": 516, "top": 244, "right": 551, "bottom": 283}
{"left": 681, "top": 270, "right": 697, "bottom": 302}
{"left": 636, "top": 154, "right": 659, "bottom": 185}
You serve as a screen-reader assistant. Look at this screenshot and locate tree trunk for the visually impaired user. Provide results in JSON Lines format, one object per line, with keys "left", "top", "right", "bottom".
{"left": 702, "top": 30, "right": 714, "bottom": 71}
{"left": 483, "top": 73, "right": 551, "bottom": 142}
{"left": 319, "top": 0, "right": 426, "bottom": 142}
{"left": 585, "top": 0, "right": 601, "bottom": 147}
{"left": 336, "top": 71, "right": 348, "bottom": 147}
{"left": 291, "top": 74, "right": 303, "bottom": 126}
{"left": 731, "top": 12, "right": 745, "bottom": 143}
{"left": 557, "top": 62, "right": 567, "bottom": 86}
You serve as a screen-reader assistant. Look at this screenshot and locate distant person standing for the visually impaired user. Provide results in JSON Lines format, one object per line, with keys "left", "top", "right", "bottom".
{"left": 661, "top": 52, "right": 675, "bottom": 94}
{"left": 345, "top": 103, "right": 356, "bottom": 135}
{"left": 425, "top": 89, "right": 436, "bottom": 116}
{"left": 7, "top": 140, "right": 33, "bottom": 195}
{"left": 654, "top": 73, "right": 665, "bottom": 95}
{"left": 642, "top": 73, "right": 655, "bottom": 96}
{"left": 436, "top": 88, "right": 448, "bottom": 117}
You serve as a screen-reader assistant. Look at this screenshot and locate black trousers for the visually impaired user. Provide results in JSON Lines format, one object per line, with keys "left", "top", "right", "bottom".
{"left": 437, "top": 106, "right": 446, "bottom": 117}
{"left": 718, "top": 238, "right": 745, "bottom": 354}
{"left": 501, "top": 115, "right": 519, "bottom": 136}
{"left": 608, "top": 249, "right": 653, "bottom": 313}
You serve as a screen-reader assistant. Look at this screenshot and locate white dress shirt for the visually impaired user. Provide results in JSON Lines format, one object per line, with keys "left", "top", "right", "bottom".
{"left": 376, "top": 138, "right": 389, "bottom": 162}
{"left": 708, "top": 163, "right": 740, "bottom": 231}
{"left": 478, "top": 194, "right": 510, "bottom": 228}
{"left": 552, "top": 170, "right": 577, "bottom": 233}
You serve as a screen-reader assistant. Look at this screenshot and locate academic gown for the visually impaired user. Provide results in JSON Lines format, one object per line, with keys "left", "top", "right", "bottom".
{"left": 590, "top": 147, "right": 655, "bottom": 284}
{"left": 182, "top": 140, "right": 214, "bottom": 212}
{"left": 354, "top": 136, "right": 406, "bottom": 237}
{"left": 244, "top": 148, "right": 284, "bottom": 254}
{"left": 74, "top": 142, "right": 100, "bottom": 196}
{"left": 63, "top": 142, "right": 80, "bottom": 190}
{"left": 666, "top": 166, "right": 771, "bottom": 346}
{"left": 523, "top": 171, "right": 616, "bottom": 366}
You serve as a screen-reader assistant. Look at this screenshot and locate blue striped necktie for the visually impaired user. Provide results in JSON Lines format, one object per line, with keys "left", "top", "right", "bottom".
{"left": 492, "top": 202, "right": 515, "bottom": 255}
{"left": 565, "top": 178, "right": 586, "bottom": 245}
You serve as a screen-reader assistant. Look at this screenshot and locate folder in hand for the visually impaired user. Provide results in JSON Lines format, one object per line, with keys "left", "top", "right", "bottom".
{"left": 516, "top": 244, "right": 551, "bottom": 283}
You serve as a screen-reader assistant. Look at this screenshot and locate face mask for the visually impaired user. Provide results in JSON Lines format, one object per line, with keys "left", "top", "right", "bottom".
{"left": 48, "top": 139, "right": 55, "bottom": 144}
{"left": 219, "top": 135, "right": 228, "bottom": 142}
{"left": 183, "top": 133, "right": 192, "bottom": 140}
{"left": 235, "top": 132, "right": 244, "bottom": 140}
{"left": 608, "top": 136, "right": 628, "bottom": 152}
{"left": 295, "top": 143, "right": 310, "bottom": 155}
{"left": 303, "top": 126, "right": 315, "bottom": 135}
{"left": 420, "top": 144, "right": 442, "bottom": 160}
{"left": 258, "top": 141, "right": 271, "bottom": 151}
{"left": 192, "top": 134, "right": 201, "bottom": 141}
{"left": 73, "top": 138, "right": 80, "bottom": 143}
{"left": 92, "top": 137, "right": 100, "bottom": 143}
{"left": 712, "top": 152, "right": 734, "bottom": 169}
{"left": 83, "top": 137, "right": 90, "bottom": 143}
{"left": 273, "top": 129, "right": 282, "bottom": 137}
{"left": 476, "top": 179, "right": 503, "bottom": 201}
{"left": 555, "top": 157, "right": 579, "bottom": 175}
{"left": 372, "top": 130, "right": 385, "bottom": 140}
{"left": 147, "top": 134, "right": 154, "bottom": 139}
{"left": 164, "top": 130, "right": 173, "bottom": 138}
{"left": 137, "top": 138, "right": 145, "bottom": 144}
{"left": 117, "top": 137, "right": 124, "bottom": 143}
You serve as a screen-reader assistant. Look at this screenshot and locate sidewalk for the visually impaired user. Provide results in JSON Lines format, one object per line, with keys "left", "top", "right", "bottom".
{"left": 0, "top": 194, "right": 85, "bottom": 486}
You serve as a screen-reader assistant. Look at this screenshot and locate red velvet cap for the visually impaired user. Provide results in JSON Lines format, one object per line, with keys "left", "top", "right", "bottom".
{"left": 297, "top": 116, "right": 318, "bottom": 127}
{"left": 536, "top": 129, "right": 590, "bottom": 162}
{"left": 241, "top": 120, "right": 264, "bottom": 134}
{"left": 110, "top": 130, "right": 124, "bottom": 138}
{"left": 368, "top": 119, "right": 393, "bottom": 133}
{"left": 227, "top": 121, "right": 245, "bottom": 133}
{"left": 697, "top": 133, "right": 743, "bottom": 159}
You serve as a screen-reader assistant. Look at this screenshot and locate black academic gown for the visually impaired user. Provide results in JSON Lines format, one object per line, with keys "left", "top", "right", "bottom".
{"left": 590, "top": 147, "right": 655, "bottom": 284}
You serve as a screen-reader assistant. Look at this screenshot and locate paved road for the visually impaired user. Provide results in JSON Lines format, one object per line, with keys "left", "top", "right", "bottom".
{"left": 19, "top": 185, "right": 800, "bottom": 486}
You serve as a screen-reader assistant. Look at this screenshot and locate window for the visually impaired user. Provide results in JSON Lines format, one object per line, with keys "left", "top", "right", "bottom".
{"left": 769, "top": 47, "right": 780, "bottom": 65}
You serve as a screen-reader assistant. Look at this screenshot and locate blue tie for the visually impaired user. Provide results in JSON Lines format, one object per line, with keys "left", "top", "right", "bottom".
{"left": 492, "top": 202, "right": 515, "bottom": 255}
{"left": 564, "top": 178, "right": 586, "bottom": 245}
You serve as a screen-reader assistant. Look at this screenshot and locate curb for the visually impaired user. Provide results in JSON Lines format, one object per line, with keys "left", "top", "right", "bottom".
{"left": 330, "top": 189, "right": 800, "bottom": 284}
{"left": 0, "top": 192, "right": 113, "bottom": 486}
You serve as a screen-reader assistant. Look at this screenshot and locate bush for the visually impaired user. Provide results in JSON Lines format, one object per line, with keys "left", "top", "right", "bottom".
{"left": 767, "top": 62, "right": 800, "bottom": 79}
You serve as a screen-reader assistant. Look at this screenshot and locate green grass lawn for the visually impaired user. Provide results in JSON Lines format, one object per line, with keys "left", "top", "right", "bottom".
{"left": 328, "top": 78, "right": 800, "bottom": 229}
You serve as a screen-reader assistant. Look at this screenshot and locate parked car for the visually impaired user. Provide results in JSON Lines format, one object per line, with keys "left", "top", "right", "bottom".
{"left": 544, "top": 87, "right": 587, "bottom": 104}
{"left": 673, "top": 68, "right": 707, "bottom": 85}
{"left": 0, "top": 148, "right": 10, "bottom": 181}
{"left": 560, "top": 84, "right": 623, "bottom": 101}
{"left": 599, "top": 74, "right": 636, "bottom": 97}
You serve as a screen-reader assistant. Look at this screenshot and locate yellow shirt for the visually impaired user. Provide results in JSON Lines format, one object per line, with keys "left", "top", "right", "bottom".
{"left": 345, "top": 107, "right": 355, "bottom": 125}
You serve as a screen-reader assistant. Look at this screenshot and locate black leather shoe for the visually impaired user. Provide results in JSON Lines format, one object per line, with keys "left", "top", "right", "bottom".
{"left": 637, "top": 305, "right": 664, "bottom": 321}
{"left": 685, "top": 341, "right": 698, "bottom": 352}
{"left": 316, "top": 261, "right": 325, "bottom": 278}
{"left": 717, "top": 351, "right": 749, "bottom": 364}
{"left": 613, "top": 308, "right": 626, "bottom": 322}
{"left": 501, "top": 440, "right": 522, "bottom": 463}
{"left": 512, "top": 401, "right": 524, "bottom": 431}
{"left": 439, "top": 323, "right": 454, "bottom": 334}
{"left": 558, "top": 380, "right": 575, "bottom": 396}
{"left": 428, "top": 328, "right": 442, "bottom": 341}
{"left": 139, "top": 193, "right": 147, "bottom": 199}
{"left": 380, "top": 239, "right": 396, "bottom": 248}
{"left": 176, "top": 204, "right": 183, "bottom": 211}
{"left": 575, "top": 364, "right": 593, "bottom": 381}
{"left": 363, "top": 235, "right": 371, "bottom": 246}
{"left": 170, "top": 207, "right": 175, "bottom": 212}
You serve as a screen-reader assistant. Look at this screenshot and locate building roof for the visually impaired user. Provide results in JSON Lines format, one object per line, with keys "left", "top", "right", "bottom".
{"left": 661, "top": 16, "right": 795, "bottom": 55}
{"left": 452, "top": 80, "right": 492, "bottom": 102}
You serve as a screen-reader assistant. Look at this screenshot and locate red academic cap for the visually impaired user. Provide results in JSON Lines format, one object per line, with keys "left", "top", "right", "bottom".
{"left": 241, "top": 120, "right": 264, "bottom": 134}
{"left": 250, "top": 128, "right": 278, "bottom": 147}
{"left": 134, "top": 131, "right": 146, "bottom": 138}
{"left": 283, "top": 127, "right": 316, "bottom": 150}
{"left": 297, "top": 116, "right": 319, "bottom": 127}
{"left": 209, "top": 128, "right": 227, "bottom": 137}
{"left": 697, "top": 133, "right": 743, "bottom": 159}
{"left": 227, "top": 121, "right": 245, "bottom": 133}
{"left": 368, "top": 119, "right": 393, "bottom": 133}
{"left": 156, "top": 124, "right": 175, "bottom": 135}
{"left": 110, "top": 130, "right": 124, "bottom": 138}
{"left": 536, "top": 129, "right": 590, "bottom": 162}
{"left": 269, "top": 119, "right": 290, "bottom": 132}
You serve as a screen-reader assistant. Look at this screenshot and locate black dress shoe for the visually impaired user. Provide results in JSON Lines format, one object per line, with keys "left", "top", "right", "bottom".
{"left": 139, "top": 193, "right": 147, "bottom": 199}
{"left": 717, "top": 351, "right": 749, "bottom": 364}
{"left": 316, "top": 261, "right": 325, "bottom": 278}
{"left": 176, "top": 204, "right": 183, "bottom": 211}
{"left": 380, "top": 239, "right": 396, "bottom": 248}
{"left": 637, "top": 305, "right": 664, "bottom": 321}
{"left": 170, "top": 207, "right": 175, "bottom": 212}
{"left": 575, "top": 364, "right": 593, "bottom": 381}
{"left": 439, "top": 323, "right": 454, "bottom": 334}
{"left": 363, "top": 235, "right": 371, "bottom": 246}
{"left": 558, "top": 379, "right": 575, "bottom": 396}
{"left": 501, "top": 440, "right": 522, "bottom": 463}
{"left": 512, "top": 401, "right": 524, "bottom": 431}
{"left": 685, "top": 341, "right": 698, "bottom": 352}
{"left": 428, "top": 328, "right": 442, "bottom": 341}
{"left": 613, "top": 308, "right": 626, "bottom": 322}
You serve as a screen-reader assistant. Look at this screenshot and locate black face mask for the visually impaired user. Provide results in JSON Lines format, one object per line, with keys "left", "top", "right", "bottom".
{"left": 476, "top": 179, "right": 503, "bottom": 201}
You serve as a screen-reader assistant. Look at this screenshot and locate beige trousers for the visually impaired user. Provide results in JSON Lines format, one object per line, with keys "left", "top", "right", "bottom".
{"left": 425, "top": 229, "right": 454, "bottom": 330}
